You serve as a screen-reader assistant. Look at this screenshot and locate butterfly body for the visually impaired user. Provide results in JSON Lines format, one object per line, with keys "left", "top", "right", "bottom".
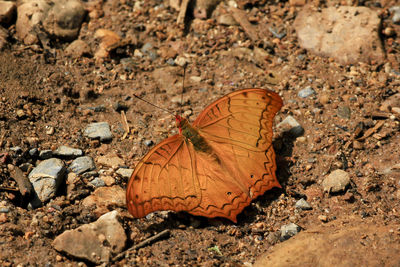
{"left": 127, "top": 88, "right": 283, "bottom": 222}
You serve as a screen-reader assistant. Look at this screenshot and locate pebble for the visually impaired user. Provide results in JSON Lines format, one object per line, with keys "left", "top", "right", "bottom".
{"left": 280, "top": 223, "right": 301, "bottom": 241}
{"left": 16, "top": 109, "right": 25, "bottom": 118}
{"left": 100, "top": 175, "right": 115, "bottom": 186}
{"left": 82, "top": 186, "right": 126, "bottom": 217}
{"left": 116, "top": 168, "right": 134, "bottom": 178}
{"left": 295, "top": 198, "right": 312, "bottom": 210}
{"left": 144, "top": 140, "right": 154, "bottom": 147}
{"left": 337, "top": 105, "right": 351, "bottom": 119}
{"left": 276, "top": 115, "right": 304, "bottom": 137}
{"left": 53, "top": 145, "right": 83, "bottom": 158}
{"left": 322, "top": 169, "right": 350, "bottom": 193}
{"left": 390, "top": 6, "right": 400, "bottom": 24}
{"left": 69, "top": 156, "right": 96, "bottom": 175}
{"left": 97, "top": 155, "right": 124, "bottom": 169}
{"left": 29, "top": 148, "right": 39, "bottom": 157}
{"left": 217, "top": 14, "right": 238, "bottom": 26}
{"left": 28, "top": 158, "right": 67, "bottom": 205}
{"left": 318, "top": 215, "right": 328, "bottom": 222}
{"left": 39, "top": 149, "right": 53, "bottom": 160}
{"left": 10, "top": 146, "right": 22, "bottom": 153}
{"left": 84, "top": 122, "right": 113, "bottom": 142}
{"left": 298, "top": 86, "right": 315, "bottom": 98}
{"left": 53, "top": 210, "right": 127, "bottom": 264}
{"left": 90, "top": 177, "right": 105, "bottom": 188}
{"left": 65, "top": 39, "right": 91, "bottom": 58}
{"left": 166, "top": 58, "right": 175, "bottom": 66}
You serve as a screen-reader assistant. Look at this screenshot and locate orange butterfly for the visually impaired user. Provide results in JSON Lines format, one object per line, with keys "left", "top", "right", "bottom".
{"left": 126, "top": 88, "right": 283, "bottom": 222}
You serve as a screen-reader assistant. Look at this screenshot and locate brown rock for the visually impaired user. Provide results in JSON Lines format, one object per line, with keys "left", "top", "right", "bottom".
{"left": 53, "top": 211, "right": 126, "bottom": 264}
{"left": 294, "top": 6, "right": 385, "bottom": 65}
{"left": 81, "top": 185, "right": 126, "bottom": 217}
{"left": 65, "top": 39, "right": 92, "bottom": 58}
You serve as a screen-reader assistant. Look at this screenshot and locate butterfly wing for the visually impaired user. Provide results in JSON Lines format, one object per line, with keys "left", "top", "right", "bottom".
{"left": 126, "top": 88, "right": 283, "bottom": 222}
{"left": 126, "top": 135, "right": 202, "bottom": 218}
{"left": 190, "top": 88, "right": 283, "bottom": 221}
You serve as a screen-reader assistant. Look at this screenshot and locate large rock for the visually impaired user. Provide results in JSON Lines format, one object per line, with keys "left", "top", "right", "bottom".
{"left": 16, "top": 0, "right": 85, "bottom": 45}
{"left": 254, "top": 217, "right": 400, "bottom": 267}
{"left": 53, "top": 210, "right": 127, "bottom": 264}
{"left": 0, "top": 1, "right": 16, "bottom": 25}
{"left": 294, "top": 6, "right": 384, "bottom": 65}
{"left": 28, "top": 158, "right": 66, "bottom": 203}
{"left": 82, "top": 185, "right": 126, "bottom": 217}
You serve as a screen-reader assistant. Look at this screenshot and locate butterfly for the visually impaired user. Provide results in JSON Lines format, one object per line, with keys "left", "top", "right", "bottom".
{"left": 126, "top": 88, "right": 283, "bottom": 222}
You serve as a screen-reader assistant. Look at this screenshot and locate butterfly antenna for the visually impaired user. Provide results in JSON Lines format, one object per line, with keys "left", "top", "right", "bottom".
{"left": 133, "top": 94, "right": 175, "bottom": 116}
{"left": 179, "top": 65, "right": 186, "bottom": 116}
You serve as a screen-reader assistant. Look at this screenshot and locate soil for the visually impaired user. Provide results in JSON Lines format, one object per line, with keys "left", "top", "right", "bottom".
{"left": 1, "top": 0, "right": 400, "bottom": 266}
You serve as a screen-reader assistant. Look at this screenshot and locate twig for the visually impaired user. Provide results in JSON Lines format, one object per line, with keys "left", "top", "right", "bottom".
{"left": 0, "top": 186, "right": 19, "bottom": 192}
{"left": 177, "top": 0, "right": 190, "bottom": 24}
{"left": 230, "top": 7, "right": 260, "bottom": 43}
{"left": 120, "top": 110, "right": 130, "bottom": 140}
{"left": 113, "top": 229, "right": 170, "bottom": 261}
{"left": 356, "top": 120, "right": 385, "bottom": 141}
{"left": 10, "top": 167, "right": 33, "bottom": 197}
{"left": 0, "top": 131, "right": 6, "bottom": 148}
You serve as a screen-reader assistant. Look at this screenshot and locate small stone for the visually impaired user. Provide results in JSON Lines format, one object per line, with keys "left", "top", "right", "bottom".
{"left": 298, "top": 86, "right": 315, "bottom": 98}
{"left": 29, "top": 148, "right": 39, "bottom": 157}
{"left": 144, "top": 140, "right": 153, "bottom": 147}
{"left": 69, "top": 156, "right": 96, "bottom": 175}
{"left": 53, "top": 146, "right": 83, "bottom": 158}
{"left": 280, "top": 223, "right": 301, "bottom": 241}
{"left": 217, "top": 14, "right": 238, "bottom": 26}
{"left": 319, "top": 93, "right": 330, "bottom": 104}
{"left": 175, "top": 56, "right": 188, "bottom": 67}
{"left": 322, "top": 169, "right": 350, "bottom": 193}
{"left": 39, "top": 150, "right": 53, "bottom": 160}
{"left": 277, "top": 115, "right": 304, "bottom": 137}
{"left": 46, "top": 126, "right": 55, "bottom": 135}
{"left": 90, "top": 177, "right": 105, "bottom": 188}
{"left": 116, "top": 168, "right": 134, "bottom": 178}
{"left": 383, "top": 27, "right": 395, "bottom": 37}
{"left": 353, "top": 140, "right": 364, "bottom": 150}
{"left": 65, "top": 39, "right": 91, "bottom": 58}
{"left": 82, "top": 186, "right": 126, "bottom": 217}
{"left": 84, "top": 122, "right": 112, "bottom": 142}
{"left": 53, "top": 211, "right": 127, "bottom": 264}
{"left": 295, "top": 198, "right": 312, "bottom": 210}
{"left": 28, "top": 158, "right": 67, "bottom": 204}
{"left": 390, "top": 6, "right": 400, "bottom": 24}
{"left": 10, "top": 146, "right": 22, "bottom": 153}
{"left": 16, "top": 109, "right": 25, "bottom": 118}
{"left": 337, "top": 105, "right": 351, "bottom": 119}
{"left": 190, "top": 76, "right": 202, "bottom": 83}
{"left": 113, "top": 101, "right": 129, "bottom": 112}
{"left": 97, "top": 155, "right": 124, "bottom": 169}
{"left": 318, "top": 215, "right": 328, "bottom": 222}
{"left": 101, "top": 175, "right": 115, "bottom": 186}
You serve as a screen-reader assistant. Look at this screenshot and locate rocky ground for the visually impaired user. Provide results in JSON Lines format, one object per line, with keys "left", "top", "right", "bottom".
{"left": 0, "top": 0, "right": 400, "bottom": 266}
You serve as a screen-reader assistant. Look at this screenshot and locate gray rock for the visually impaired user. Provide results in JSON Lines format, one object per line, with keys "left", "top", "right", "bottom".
{"left": 42, "top": 0, "right": 86, "bottom": 41}
{"left": 39, "top": 149, "right": 53, "bottom": 159}
{"left": 390, "top": 6, "right": 400, "bottom": 24}
{"left": 28, "top": 158, "right": 66, "bottom": 203}
{"left": 69, "top": 156, "right": 96, "bottom": 175}
{"left": 337, "top": 105, "right": 351, "bottom": 119}
{"left": 84, "top": 122, "right": 113, "bottom": 141}
{"left": 277, "top": 115, "right": 304, "bottom": 137}
{"left": 280, "top": 223, "right": 301, "bottom": 241}
{"left": 322, "top": 169, "right": 350, "bottom": 193}
{"left": 52, "top": 210, "right": 127, "bottom": 264}
{"left": 0, "top": 1, "right": 16, "bottom": 25}
{"left": 29, "top": 148, "right": 39, "bottom": 157}
{"left": 294, "top": 6, "right": 384, "bottom": 65}
{"left": 116, "top": 168, "right": 134, "bottom": 178}
{"left": 10, "top": 146, "right": 22, "bottom": 153}
{"left": 90, "top": 177, "right": 105, "bottom": 188}
{"left": 144, "top": 140, "right": 154, "bottom": 147}
{"left": 53, "top": 145, "right": 83, "bottom": 158}
{"left": 295, "top": 198, "right": 312, "bottom": 210}
{"left": 298, "top": 86, "right": 315, "bottom": 98}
